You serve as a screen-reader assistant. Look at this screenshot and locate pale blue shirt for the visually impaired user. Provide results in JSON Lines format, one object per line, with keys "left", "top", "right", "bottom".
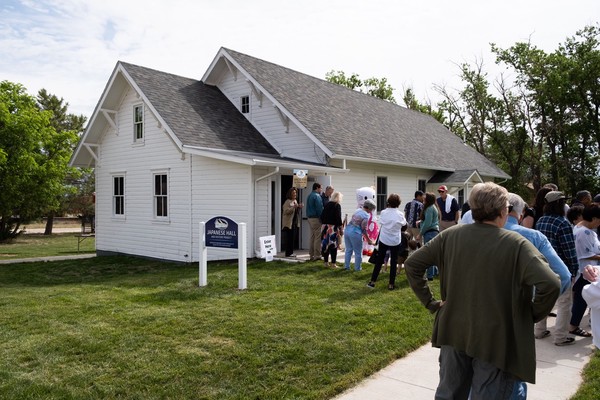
{"left": 505, "top": 215, "right": 571, "bottom": 294}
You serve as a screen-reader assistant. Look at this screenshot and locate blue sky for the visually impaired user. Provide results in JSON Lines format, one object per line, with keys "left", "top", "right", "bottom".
{"left": 1, "top": 0, "right": 598, "bottom": 118}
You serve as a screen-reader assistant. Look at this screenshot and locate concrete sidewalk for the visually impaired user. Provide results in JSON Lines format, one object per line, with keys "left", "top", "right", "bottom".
{"left": 334, "top": 314, "right": 595, "bottom": 400}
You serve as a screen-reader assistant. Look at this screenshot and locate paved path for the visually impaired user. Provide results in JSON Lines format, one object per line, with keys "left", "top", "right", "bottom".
{"left": 334, "top": 314, "right": 594, "bottom": 400}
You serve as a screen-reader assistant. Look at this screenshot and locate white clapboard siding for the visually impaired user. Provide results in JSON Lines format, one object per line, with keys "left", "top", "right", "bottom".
{"left": 95, "top": 87, "right": 193, "bottom": 262}
{"left": 190, "top": 155, "right": 254, "bottom": 261}
{"left": 330, "top": 161, "right": 433, "bottom": 220}
{"left": 217, "top": 73, "right": 327, "bottom": 164}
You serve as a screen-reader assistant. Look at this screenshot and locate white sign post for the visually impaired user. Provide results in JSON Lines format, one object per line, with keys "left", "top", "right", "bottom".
{"left": 199, "top": 219, "right": 247, "bottom": 289}
{"left": 238, "top": 223, "right": 247, "bottom": 290}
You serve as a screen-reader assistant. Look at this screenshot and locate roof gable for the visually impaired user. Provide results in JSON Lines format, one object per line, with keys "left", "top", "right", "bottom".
{"left": 213, "top": 48, "right": 509, "bottom": 179}
{"left": 71, "top": 62, "right": 278, "bottom": 167}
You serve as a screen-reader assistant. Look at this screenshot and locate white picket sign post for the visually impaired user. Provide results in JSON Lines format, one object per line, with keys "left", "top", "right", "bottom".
{"left": 199, "top": 219, "right": 247, "bottom": 290}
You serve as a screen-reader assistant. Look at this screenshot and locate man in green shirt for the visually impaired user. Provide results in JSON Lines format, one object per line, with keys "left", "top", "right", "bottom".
{"left": 405, "top": 182, "right": 560, "bottom": 399}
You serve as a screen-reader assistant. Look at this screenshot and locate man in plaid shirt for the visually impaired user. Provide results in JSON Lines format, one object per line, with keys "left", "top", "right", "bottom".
{"left": 535, "top": 191, "right": 579, "bottom": 346}
{"left": 404, "top": 190, "right": 424, "bottom": 245}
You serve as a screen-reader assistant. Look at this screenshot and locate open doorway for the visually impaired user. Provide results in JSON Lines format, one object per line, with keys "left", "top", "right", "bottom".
{"left": 281, "top": 175, "right": 302, "bottom": 252}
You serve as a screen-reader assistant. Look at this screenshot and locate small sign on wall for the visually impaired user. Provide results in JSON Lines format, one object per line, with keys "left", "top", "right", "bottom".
{"left": 293, "top": 169, "right": 308, "bottom": 188}
{"left": 259, "top": 235, "right": 277, "bottom": 261}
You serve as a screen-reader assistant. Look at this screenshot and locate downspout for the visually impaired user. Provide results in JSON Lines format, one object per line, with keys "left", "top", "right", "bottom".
{"left": 254, "top": 167, "right": 279, "bottom": 257}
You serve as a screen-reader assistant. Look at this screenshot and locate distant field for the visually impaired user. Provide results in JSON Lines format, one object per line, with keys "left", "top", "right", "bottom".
{"left": 24, "top": 217, "right": 84, "bottom": 229}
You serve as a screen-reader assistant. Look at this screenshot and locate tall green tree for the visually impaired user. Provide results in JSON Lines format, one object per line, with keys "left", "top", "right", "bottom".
{"left": 326, "top": 70, "right": 396, "bottom": 103}
{"left": 0, "top": 81, "right": 81, "bottom": 241}
{"left": 35, "top": 89, "right": 86, "bottom": 234}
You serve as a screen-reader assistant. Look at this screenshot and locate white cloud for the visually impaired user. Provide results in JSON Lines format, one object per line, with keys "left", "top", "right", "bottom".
{"left": 0, "top": 0, "right": 597, "bottom": 117}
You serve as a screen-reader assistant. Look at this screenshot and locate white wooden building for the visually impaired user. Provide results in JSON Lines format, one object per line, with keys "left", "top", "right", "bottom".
{"left": 70, "top": 47, "right": 509, "bottom": 262}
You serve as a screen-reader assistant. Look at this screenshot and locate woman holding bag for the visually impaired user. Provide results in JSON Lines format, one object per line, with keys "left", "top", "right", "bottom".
{"left": 367, "top": 194, "right": 407, "bottom": 290}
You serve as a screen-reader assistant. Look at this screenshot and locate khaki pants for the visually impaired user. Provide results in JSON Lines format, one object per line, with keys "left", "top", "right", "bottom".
{"left": 535, "top": 279, "right": 573, "bottom": 343}
{"left": 307, "top": 218, "right": 322, "bottom": 259}
{"left": 439, "top": 220, "right": 457, "bottom": 231}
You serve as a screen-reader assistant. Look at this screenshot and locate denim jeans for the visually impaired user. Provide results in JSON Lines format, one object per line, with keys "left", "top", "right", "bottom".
{"left": 344, "top": 228, "right": 364, "bottom": 271}
{"left": 423, "top": 229, "right": 439, "bottom": 279}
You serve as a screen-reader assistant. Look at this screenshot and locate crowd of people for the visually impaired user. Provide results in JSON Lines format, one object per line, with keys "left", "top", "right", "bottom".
{"left": 282, "top": 181, "right": 600, "bottom": 398}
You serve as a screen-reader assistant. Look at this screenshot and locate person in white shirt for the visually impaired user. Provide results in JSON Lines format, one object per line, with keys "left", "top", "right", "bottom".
{"left": 367, "top": 193, "right": 407, "bottom": 290}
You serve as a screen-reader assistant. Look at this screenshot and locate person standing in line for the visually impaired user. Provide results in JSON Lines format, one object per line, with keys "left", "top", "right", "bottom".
{"left": 436, "top": 185, "right": 460, "bottom": 231}
{"left": 306, "top": 182, "right": 324, "bottom": 261}
{"left": 535, "top": 191, "right": 579, "bottom": 346}
{"left": 320, "top": 191, "right": 344, "bottom": 268}
{"left": 344, "top": 199, "right": 376, "bottom": 271}
{"left": 321, "top": 185, "right": 334, "bottom": 207}
{"left": 505, "top": 193, "right": 571, "bottom": 295}
{"left": 404, "top": 190, "right": 424, "bottom": 246}
{"left": 417, "top": 193, "right": 440, "bottom": 281}
{"left": 569, "top": 204, "right": 600, "bottom": 337}
{"left": 282, "top": 188, "right": 303, "bottom": 257}
{"left": 405, "top": 182, "right": 560, "bottom": 399}
{"left": 367, "top": 193, "right": 407, "bottom": 290}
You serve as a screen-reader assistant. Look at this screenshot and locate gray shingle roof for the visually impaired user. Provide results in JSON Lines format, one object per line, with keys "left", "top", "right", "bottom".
{"left": 224, "top": 48, "right": 509, "bottom": 179}
{"left": 120, "top": 62, "right": 278, "bottom": 155}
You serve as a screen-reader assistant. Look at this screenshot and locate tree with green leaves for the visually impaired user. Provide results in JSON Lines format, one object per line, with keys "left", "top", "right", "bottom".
{"left": 35, "top": 89, "right": 87, "bottom": 234}
{"left": 326, "top": 70, "right": 396, "bottom": 103}
{"left": 0, "top": 81, "right": 82, "bottom": 241}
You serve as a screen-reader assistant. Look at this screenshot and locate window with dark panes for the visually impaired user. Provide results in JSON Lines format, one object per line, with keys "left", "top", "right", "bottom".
{"left": 154, "top": 174, "right": 168, "bottom": 217}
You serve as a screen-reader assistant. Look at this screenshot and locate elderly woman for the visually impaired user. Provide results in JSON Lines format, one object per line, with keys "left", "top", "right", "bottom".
{"left": 344, "top": 199, "right": 376, "bottom": 271}
{"left": 320, "top": 191, "right": 344, "bottom": 268}
{"left": 367, "top": 193, "right": 407, "bottom": 290}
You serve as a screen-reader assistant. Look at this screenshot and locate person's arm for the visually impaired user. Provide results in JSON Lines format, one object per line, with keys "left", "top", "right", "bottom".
{"left": 557, "top": 223, "right": 579, "bottom": 275}
{"left": 404, "top": 240, "right": 442, "bottom": 313}
{"left": 538, "top": 238, "right": 571, "bottom": 294}
{"left": 583, "top": 265, "right": 600, "bottom": 282}
{"left": 521, "top": 243, "right": 561, "bottom": 322}
{"left": 453, "top": 199, "right": 460, "bottom": 223}
{"left": 420, "top": 208, "right": 433, "bottom": 234}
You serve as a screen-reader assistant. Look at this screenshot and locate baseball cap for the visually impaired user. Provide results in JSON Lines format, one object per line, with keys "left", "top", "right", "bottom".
{"left": 545, "top": 191, "right": 566, "bottom": 203}
{"left": 438, "top": 185, "right": 448, "bottom": 192}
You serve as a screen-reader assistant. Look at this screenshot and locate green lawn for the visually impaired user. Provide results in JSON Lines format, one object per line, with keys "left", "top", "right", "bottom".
{"left": 0, "top": 233, "right": 95, "bottom": 259}
{"left": 0, "top": 256, "right": 435, "bottom": 399}
{"left": 2, "top": 233, "right": 598, "bottom": 399}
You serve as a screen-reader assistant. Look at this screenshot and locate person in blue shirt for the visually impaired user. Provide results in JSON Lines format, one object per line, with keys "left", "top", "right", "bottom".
{"left": 505, "top": 193, "right": 571, "bottom": 295}
{"left": 306, "top": 182, "right": 324, "bottom": 261}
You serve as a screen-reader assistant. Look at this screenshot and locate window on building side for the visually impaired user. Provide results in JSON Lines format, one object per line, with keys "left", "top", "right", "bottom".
{"left": 376, "top": 176, "right": 387, "bottom": 212}
{"left": 133, "top": 104, "right": 144, "bottom": 141}
{"left": 418, "top": 179, "right": 427, "bottom": 193}
{"left": 113, "top": 176, "right": 125, "bottom": 216}
{"left": 241, "top": 95, "right": 250, "bottom": 114}
{"left": 154, "top": 173, "right": 168, "bottom": 218}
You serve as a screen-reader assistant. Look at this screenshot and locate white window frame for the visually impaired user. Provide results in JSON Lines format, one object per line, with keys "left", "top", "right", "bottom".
{"left": 112, "top": 174, "right": 126, "bottom": 218}
{"left": 152, "top": 170, "right": 169, "bottom": 220}
{"left": 133, "top": 104, "right": 144, "bottom": 143}
{"left": 240, "top": 95, "right": 250, "bottom": 114}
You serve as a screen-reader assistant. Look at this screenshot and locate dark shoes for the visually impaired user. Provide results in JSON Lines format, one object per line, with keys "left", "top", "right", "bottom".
{"left": 366, "top": 281, "right": 375, "bottom": 289}
{"left": 555, "top": 337, "right": 576, "bottom": 346}
{"left": 570, "top": 327, "right": 592, "bottom": 337}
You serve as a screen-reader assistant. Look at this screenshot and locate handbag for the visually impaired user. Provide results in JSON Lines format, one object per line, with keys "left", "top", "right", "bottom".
{"left": 368, "top": 233, "right": 380, "bottom": 264}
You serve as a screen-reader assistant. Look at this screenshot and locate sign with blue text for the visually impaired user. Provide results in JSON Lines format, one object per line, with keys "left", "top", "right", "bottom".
{"left": 205, "top": 216, "right": 238, "bottom": 249}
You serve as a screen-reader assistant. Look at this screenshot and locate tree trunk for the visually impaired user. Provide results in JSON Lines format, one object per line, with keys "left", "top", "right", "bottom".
{"left": 44, "top": 214, "right": 54, "bottom": 235}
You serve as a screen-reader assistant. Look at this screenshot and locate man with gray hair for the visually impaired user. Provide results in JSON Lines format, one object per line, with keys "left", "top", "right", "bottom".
{"left": 505, "top": 193, "right": 571, "bottom": 295}
{"left": 405, "top": 182, "right": 560, "bottom": 399}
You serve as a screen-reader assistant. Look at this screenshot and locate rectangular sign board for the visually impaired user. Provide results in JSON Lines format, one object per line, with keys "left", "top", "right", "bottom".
{"left": 205, "top": 216, "right": 238, "bottom": 249}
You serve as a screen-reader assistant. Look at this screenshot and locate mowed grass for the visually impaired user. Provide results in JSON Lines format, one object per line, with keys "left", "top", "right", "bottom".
{"left": 0, "top": 233, "right": 95, "bottom": 259}
{"left": 0, "top": 256, "right": 436, "bottom": 399}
